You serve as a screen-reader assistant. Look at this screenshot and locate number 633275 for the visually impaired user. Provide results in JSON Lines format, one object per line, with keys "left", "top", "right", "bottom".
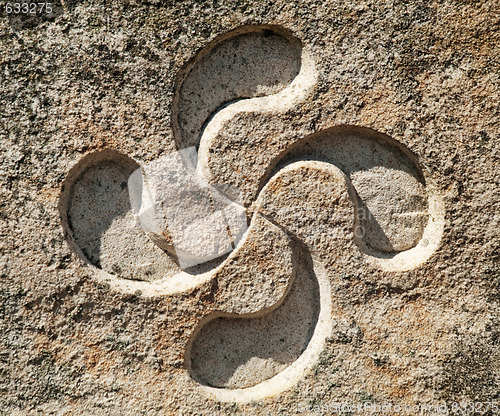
{"left": 5, "top": 3, "right": 53, "bottom": 14}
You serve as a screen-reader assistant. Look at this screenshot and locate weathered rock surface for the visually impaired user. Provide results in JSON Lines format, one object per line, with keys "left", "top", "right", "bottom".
{"left": 0, "top": 0, "right": 499, "bottom": 415}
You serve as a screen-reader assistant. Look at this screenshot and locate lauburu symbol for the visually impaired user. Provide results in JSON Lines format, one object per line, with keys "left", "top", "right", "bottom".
{"left": 59, "top": 25, "right": 445, "bottom": 402}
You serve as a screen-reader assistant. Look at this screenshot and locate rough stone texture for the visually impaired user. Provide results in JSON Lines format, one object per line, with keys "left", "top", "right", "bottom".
{"left": 1, "top": 0, "right": 499, "bottom": 415}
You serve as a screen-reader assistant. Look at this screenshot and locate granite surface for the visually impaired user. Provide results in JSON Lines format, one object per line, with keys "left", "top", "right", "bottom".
{"left": 0, "top": 0, "right": 499, "bottom": 414}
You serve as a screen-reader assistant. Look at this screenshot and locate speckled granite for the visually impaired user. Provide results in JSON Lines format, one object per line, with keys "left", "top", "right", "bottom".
{"left": 0, "top": 1, "right": 499, "bottom": 414}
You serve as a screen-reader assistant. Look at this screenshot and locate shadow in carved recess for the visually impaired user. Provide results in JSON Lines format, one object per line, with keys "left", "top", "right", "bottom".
{"left": 188, "top": 242, "right": 319, "bottom": 389}
{"left": 59, "top": 150, "right": 179, "bottom": 282}
{"left": 173, "top": 25, "right": 302, "bottom": 150}
{"left": 269, "top": 126, "right": 429, "bottom": 255}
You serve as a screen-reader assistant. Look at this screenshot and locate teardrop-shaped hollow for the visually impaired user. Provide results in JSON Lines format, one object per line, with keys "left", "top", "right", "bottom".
{"left": 265, "top": 126, "right": 430, "bottom": 254}
{"left": 172, "top": 25, "right": 303, "bottom": 150}
{"left": 58, "top": 150, "right": 179, "bottom": 282}
{"left": 187, "top": 243, "right": 320, "bottom": 389}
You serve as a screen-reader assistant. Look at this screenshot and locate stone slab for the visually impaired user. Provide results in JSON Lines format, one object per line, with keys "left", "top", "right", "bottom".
{"left": 0, "top": 1, "right": 499, "bottom": 415}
